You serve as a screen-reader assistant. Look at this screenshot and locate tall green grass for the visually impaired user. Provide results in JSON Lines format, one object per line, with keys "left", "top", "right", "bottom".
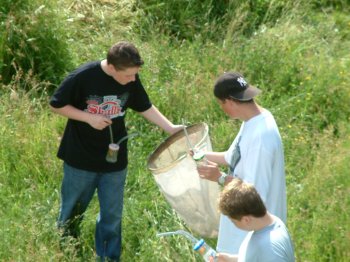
{"left": 0, "top": 0, "right": 72, "bottom": 86}
{"left": 288, "top": 125, "right": 350, "bottom": 261}
{"left": 135, "top": 0, "right": 298, "bottom": 40}
{"left": 1, "top": 0, "right": 350, "bottom": 261}
{"left": 0, "top": 0, "right": 137, "bottom": 91}
{"left": 0, "top": 87, "right": 349, "bottom": 261}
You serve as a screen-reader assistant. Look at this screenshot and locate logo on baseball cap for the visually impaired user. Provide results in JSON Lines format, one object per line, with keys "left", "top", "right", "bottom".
{"left": 214, "top": 72, "right": 261, "bottom": 101}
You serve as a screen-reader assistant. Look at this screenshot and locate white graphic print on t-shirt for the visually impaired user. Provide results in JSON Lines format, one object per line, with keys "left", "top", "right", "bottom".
{"left": 85, "top": 93, "right": 129, "bottom": 119}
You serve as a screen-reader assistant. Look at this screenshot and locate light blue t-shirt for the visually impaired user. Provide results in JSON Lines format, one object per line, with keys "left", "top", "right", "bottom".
{"left": 218, "top": 110, "right": 287, "bottom": 254}
{"left": 238, "top": 216, "right": 295, "bottom": 262}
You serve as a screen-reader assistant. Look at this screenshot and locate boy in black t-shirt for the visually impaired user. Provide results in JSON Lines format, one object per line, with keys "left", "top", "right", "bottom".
{"left": 50, "top": 41, "right": 182, "bottom": 261}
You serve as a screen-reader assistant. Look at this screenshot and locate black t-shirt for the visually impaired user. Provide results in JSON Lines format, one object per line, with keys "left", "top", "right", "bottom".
{"left": 50, "top": 61, "right": 152, "bottom": 172}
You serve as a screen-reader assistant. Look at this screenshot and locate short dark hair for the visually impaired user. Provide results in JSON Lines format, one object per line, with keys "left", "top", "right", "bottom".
{"left": 107, "top": 41, "right": 144, "bottom": 70}
{"left": 219, "top": 178, "right": 267, "bottom": 220}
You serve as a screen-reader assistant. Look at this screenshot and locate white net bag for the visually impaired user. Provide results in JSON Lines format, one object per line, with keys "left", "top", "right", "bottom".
{"left": 148, "top": 123, "right": 220, "bottom": 238}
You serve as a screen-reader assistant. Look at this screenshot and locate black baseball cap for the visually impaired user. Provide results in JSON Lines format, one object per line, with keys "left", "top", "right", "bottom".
{"left": 214, "top": 72, "right": 261, "bottom": 101}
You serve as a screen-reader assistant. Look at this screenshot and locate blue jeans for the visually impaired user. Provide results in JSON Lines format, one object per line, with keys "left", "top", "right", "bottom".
{"left": 57, "top": 163, "right": 127, "bottom": 261}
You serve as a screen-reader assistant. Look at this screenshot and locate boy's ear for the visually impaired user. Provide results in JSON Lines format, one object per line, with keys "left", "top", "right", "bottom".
{"left": 241, "top": 215, "right": 252, "bottom": 225}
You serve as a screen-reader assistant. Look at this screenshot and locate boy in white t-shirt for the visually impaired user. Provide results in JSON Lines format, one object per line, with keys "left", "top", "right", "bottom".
{"left": 214, "top": 178, "right": 294, "bottom": 262}
{"left": 197, "top": 72, "right": 287, "bottom": 254}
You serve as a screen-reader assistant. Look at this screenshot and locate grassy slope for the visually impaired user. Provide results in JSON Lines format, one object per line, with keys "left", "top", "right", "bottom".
{"left": 1, "top": 1, "right": 350, "bottom": 261}
{"left": 0, "top": 92, "right": 348, "bottom": 261}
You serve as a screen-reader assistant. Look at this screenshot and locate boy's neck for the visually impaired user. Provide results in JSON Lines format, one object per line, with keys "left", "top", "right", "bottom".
{"left": 241, "top": 102, "right": 263, "bottom": 122}
{"left": 253, "top": 212, "right": 275, "bottom": 231}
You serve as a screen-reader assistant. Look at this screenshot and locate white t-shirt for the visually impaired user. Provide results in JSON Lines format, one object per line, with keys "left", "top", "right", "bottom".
{"left": 217, "top": 110, "right": 287, "bottom": 254}
{"left": 238, "top": 216, "right": 295, "bottom": 262}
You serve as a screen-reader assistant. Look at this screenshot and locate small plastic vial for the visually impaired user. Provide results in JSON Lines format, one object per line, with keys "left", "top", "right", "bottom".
{"left": 193, "top": 239, "right": 217, "bottom": 262}
{"left": 193, "top": 151, "right": 207, "bottom": 166}
{"left": 106, "top": 143, "right": 119, "bottom": 163}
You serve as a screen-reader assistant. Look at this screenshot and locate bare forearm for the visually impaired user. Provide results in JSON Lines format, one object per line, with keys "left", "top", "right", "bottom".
{"left": 204, "top": 151, "right": 228, "bottom": 165}
{"left": 50, "top": 105, "right": 112, "bottom": 130}
{"left": 140, "top": 105, "right": 182, "bottom": 134}
{"left": 50, "top": 105, "right": 91, "bottom": 123}
{"left": 217, "top": 253, "right": 238, "bottom": 262}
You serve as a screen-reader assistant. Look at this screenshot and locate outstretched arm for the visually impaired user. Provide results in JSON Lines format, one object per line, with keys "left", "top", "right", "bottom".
{"left": 204, "top": 151, "right": 228, "bottom": 165}
{"left": 139, "top": 105, "right": 183, "bottom": 135}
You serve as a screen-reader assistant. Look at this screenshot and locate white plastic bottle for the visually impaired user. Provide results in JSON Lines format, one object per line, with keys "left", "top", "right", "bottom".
{"left": 193, "top": 239, "right": 217, "bottom": 261}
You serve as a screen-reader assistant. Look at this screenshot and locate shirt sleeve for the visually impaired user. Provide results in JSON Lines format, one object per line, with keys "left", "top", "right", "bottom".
{"left": 50, "top": 72, "right": 80, "bottom": 108}
{"left": 126, "top": 74, "right": 152, "bottom": 112}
